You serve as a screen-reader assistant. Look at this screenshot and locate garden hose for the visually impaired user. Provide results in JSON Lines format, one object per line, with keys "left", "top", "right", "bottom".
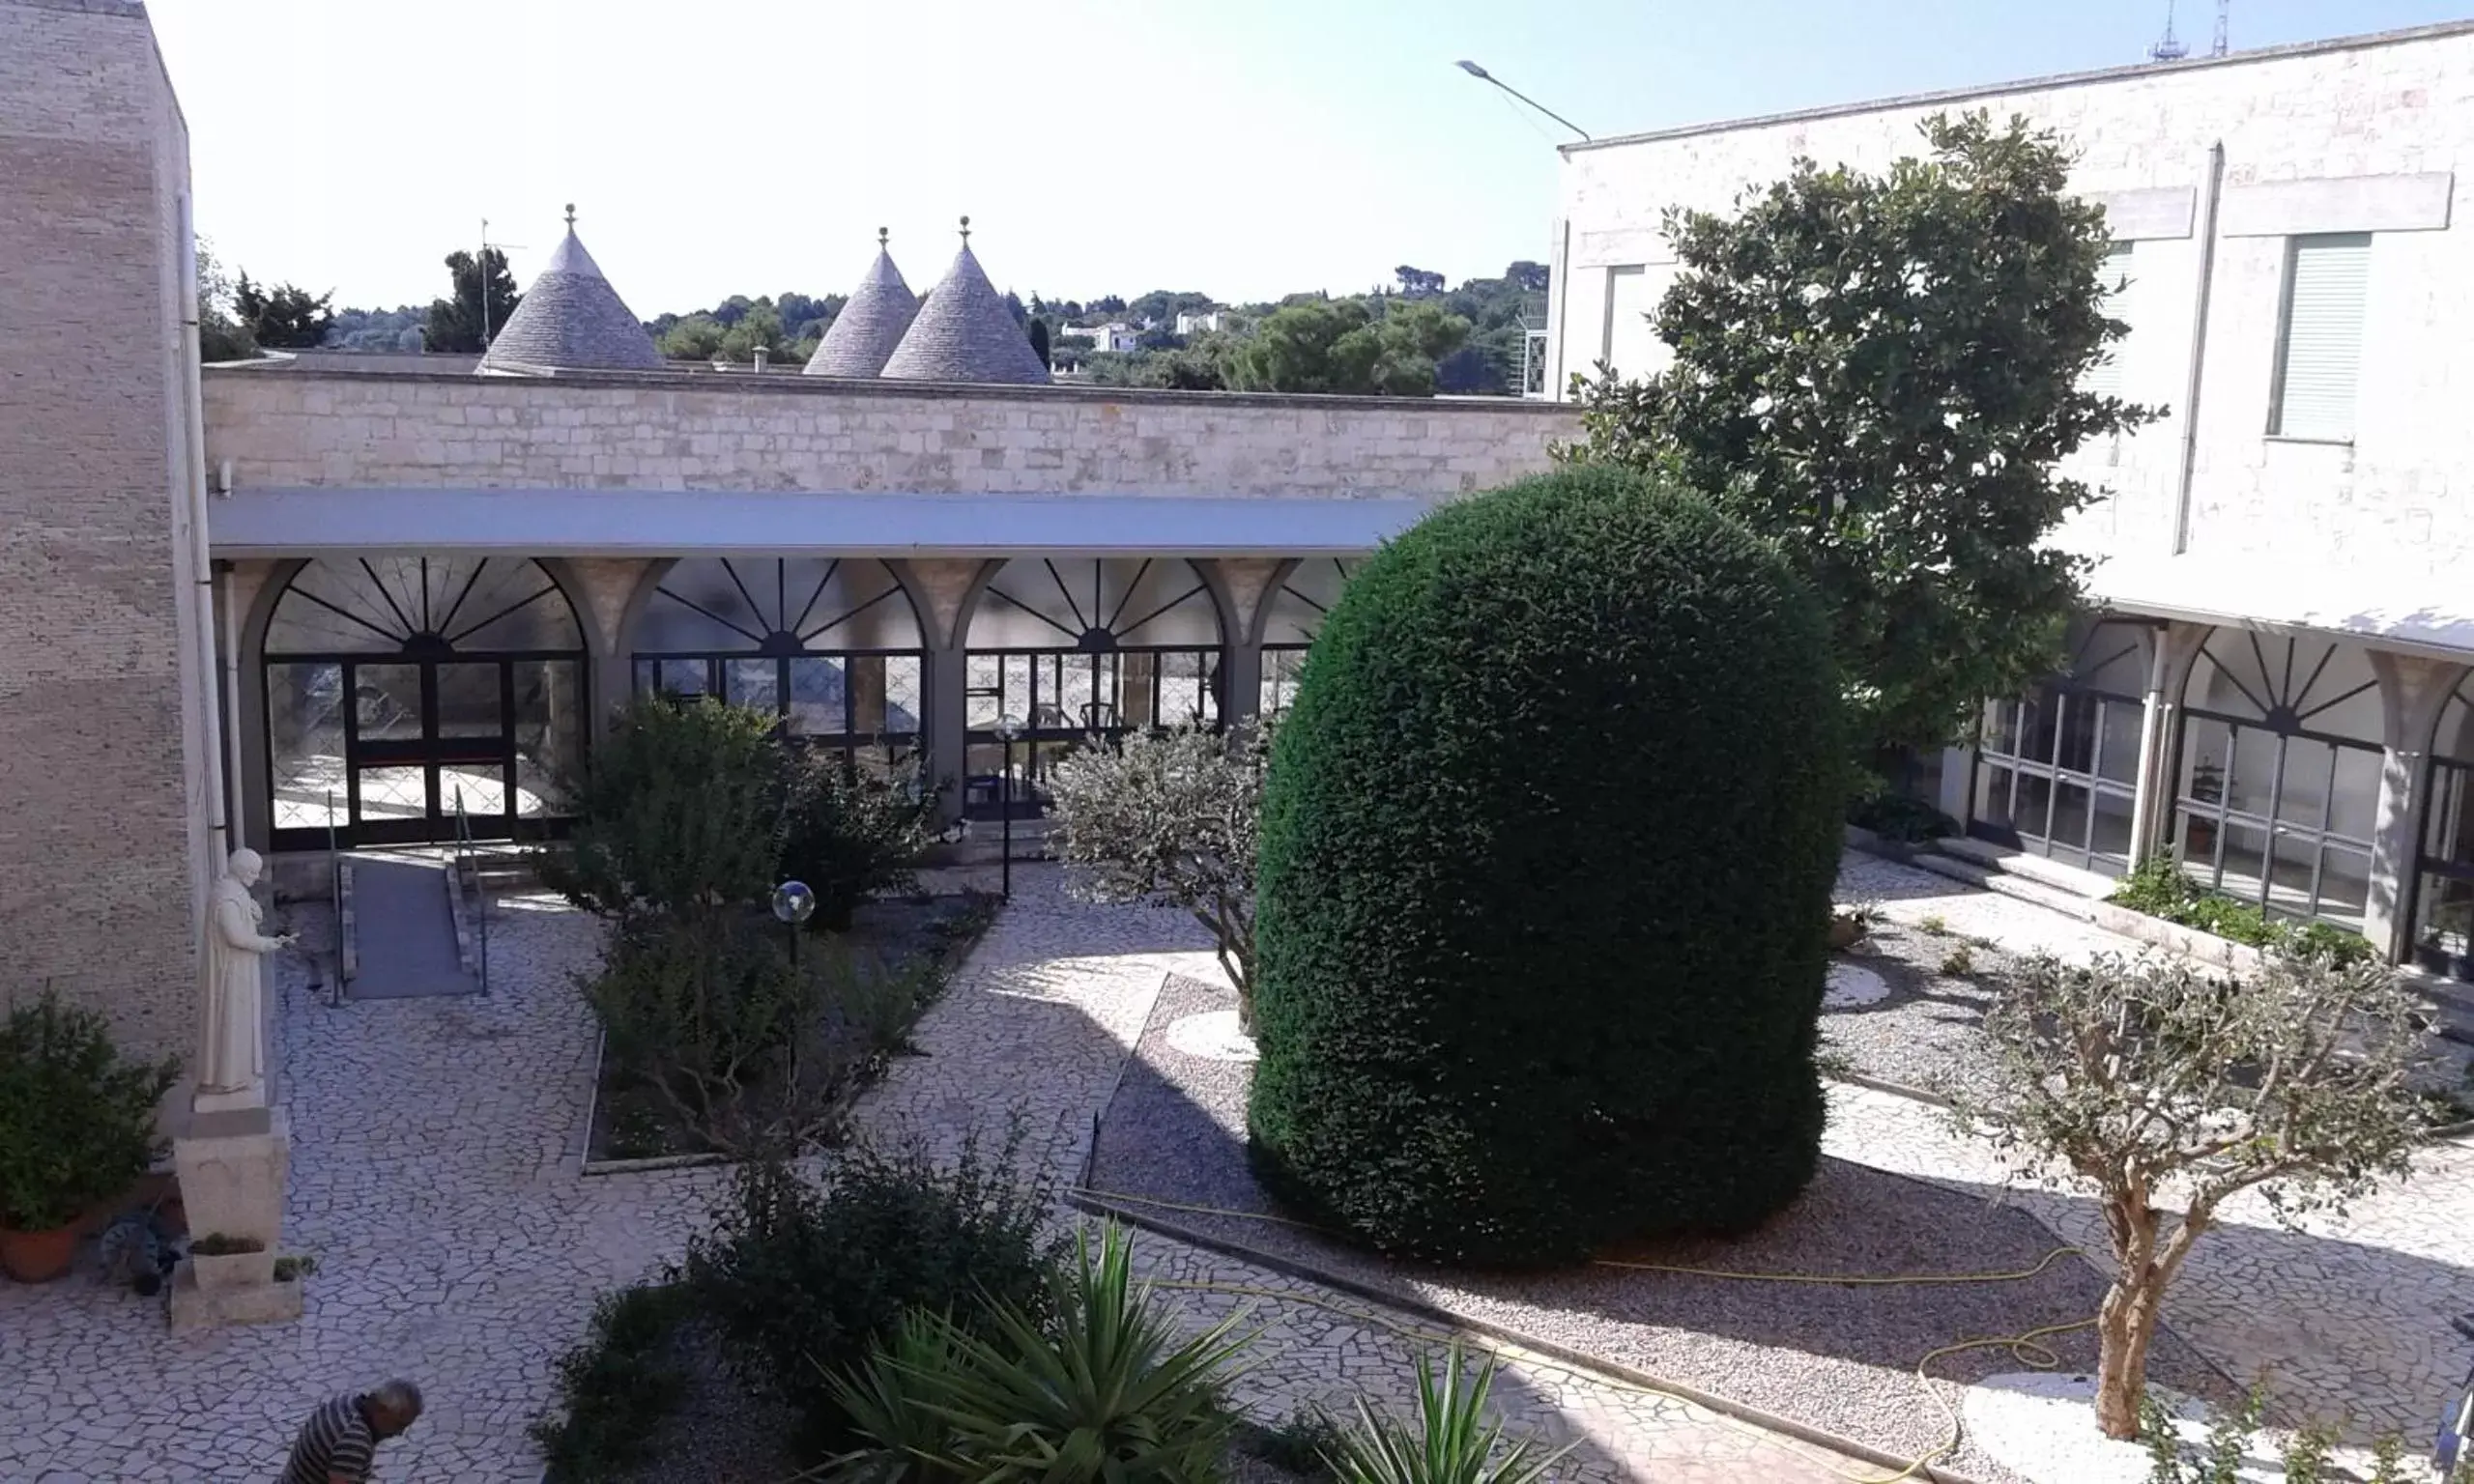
{"left": 1072, "top": 1184, "right": 2101, "bottom": 1484}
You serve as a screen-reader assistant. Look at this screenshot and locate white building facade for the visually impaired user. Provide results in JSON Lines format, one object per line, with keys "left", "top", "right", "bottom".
{"left": 1545, "top": 21, "right": 2474, "bottom": 979}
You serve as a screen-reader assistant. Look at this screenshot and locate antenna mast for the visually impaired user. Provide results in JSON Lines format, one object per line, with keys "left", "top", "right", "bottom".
{"left": 475, "top": 217, "right": 526, "bottom": 348}
{"left": 2213, "top": 0, "right": 2229, "bottom": 57}
{"left": 2148, "top": 0, "right": 2189, "bottom": 62}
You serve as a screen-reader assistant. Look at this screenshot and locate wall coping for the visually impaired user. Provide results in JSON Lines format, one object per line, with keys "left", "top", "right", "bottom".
{"left": 1564, "top": 18, "right": 2474, "bottom": 156}
{"left": 203, "top": 361, "right": 1577, "bottom": 418}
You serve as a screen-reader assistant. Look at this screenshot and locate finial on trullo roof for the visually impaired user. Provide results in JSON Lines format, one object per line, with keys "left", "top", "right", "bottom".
{"left": 959, "top": 214, "right": 971, "bottom": 243}
{"left": 563, "top": 202, "right": 576, "bottom": 228}
{"left": 878, "top": 225, "right": 889, "bottom": 248}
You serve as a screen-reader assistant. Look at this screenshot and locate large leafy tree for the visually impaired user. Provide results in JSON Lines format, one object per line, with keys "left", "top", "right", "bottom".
{"left": 1559, "top": 111, "right": 2159, "bottom": 764}
{"left": 423, "top": 246, "right": 523, "bottom": 354}
{"left": 232, "top": 272, "right": 334, "bottom": 348}
{"left": 1224, "top": 299, "right": 1470, "bottom": 397}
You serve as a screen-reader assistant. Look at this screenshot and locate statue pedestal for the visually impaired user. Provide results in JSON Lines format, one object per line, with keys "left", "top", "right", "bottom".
{"left": 169, "top": 1104, "right": 301, "bottom": 1331}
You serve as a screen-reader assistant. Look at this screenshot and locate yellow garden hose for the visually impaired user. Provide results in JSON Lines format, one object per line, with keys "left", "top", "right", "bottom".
{"left": 1076, "top": 1184, "right": 2103, "bottom": 1484}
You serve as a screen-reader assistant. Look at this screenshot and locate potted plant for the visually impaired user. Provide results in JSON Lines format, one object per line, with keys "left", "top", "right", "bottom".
{"left": 0, "top": 990, "right": 182, "bottom": 1283}
{"left": 187, "top": 1232, "right": 273, "bottom": 1291}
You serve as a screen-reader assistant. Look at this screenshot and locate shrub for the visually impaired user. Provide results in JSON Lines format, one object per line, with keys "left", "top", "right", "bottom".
{"left": 2108, "top": 857, "right": 2376, "bottom": 967}
{"left": 1322, "top": 1346, "right": 1568, "bottom": 1484}
{"left": 827, "top": 1221, "right": 1247, "bottom": 1484}
{"left": 530, "top": 1284, "right": 689, "bottom": 1481}
{"left": 780, "top": 756, "right": 942, "bottom": 932}
{"left": 0, "top": 990, "right": 182, "bottom": 1232}
{"left": 680, "top": 1127, "right": 1062, "bottom": 1458}
{"left": 1045, "top": 720, "right": 1272, "bottom": 1032}
{"left": 542, "top": 695, "right": 789, "bottom": 928}
{"left": 1248, "top": 466, "right": 1846, "bottom": 1265}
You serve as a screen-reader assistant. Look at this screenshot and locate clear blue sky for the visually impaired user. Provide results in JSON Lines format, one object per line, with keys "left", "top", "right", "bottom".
{"left": 148, "top": 0, "right": 2468, "bottom": 317}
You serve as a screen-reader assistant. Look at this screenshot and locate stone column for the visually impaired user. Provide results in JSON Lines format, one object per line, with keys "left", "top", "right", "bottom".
{"left": 899, "top": 559, "right": 991, "bottom": 826}
{"left": 2364, "top": 653, "right": 2466, "bottom": 962}
{"left": 1212, "top": 557, "right": 1283, "bottom": 729}
{"left": 2129, "top": 622, "right": 2210, "bottom": 866}
{"left": 561, "top": 558, "right": 653, "bottom": 742}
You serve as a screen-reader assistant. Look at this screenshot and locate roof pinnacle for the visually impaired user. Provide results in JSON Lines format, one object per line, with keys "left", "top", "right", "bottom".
{"left": 563, "top": 202, "right": 576, "bottom": 229}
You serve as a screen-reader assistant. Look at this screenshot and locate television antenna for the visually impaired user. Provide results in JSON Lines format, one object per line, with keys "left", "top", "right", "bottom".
{"left": 476, "top": 217, "right": 528, "bottom": 347}
{"left": 2148, "top": 0, "right": 2189, "bottom": 61}
{"left": 2213, "top": 0, "right": 2230, "bottom": 57}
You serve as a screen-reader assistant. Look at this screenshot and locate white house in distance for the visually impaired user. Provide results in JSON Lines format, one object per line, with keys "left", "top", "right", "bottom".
{"left": 1068, "top": 321, "right": 1143, "bottom": 353}
{"left": 1175, "top": 308, "right": 1225, "bottom": 336}
{"left": 1545, "top": 20, "right": 2474, "bottom": 983}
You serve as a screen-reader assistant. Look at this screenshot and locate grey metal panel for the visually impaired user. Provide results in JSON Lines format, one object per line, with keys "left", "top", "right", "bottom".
{"left": 2219, "top": 173, "right": 2455, "bottom": 237}
{"left": 2088, "top": 187, "right": 2197, "bottom": 241}
{"left": 209, "top": 488, "right": 1433, "bottom": 558}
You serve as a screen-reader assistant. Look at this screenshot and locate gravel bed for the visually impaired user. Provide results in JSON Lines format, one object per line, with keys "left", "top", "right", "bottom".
{"left": 613, "top": 1318, "right": 798, "bottom": 1484}
{"left": 1820, "top": 918, "right": 2019, "bottom": 1101}
{"left": 1087, "top": 976, "right": 2232, "bottom": 1484}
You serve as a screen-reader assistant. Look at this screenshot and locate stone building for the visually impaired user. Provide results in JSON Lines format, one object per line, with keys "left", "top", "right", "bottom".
{"left": 0, "top": 1, "right": 1572, "bottom": 1083}
{"left": 1545, "top": 19, "right": 2474, "bottom": 979}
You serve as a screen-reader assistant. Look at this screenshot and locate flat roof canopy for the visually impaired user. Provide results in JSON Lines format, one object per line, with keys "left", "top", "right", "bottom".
{"left": 208, "top": 488, "right": 1440, "bottom": 558}
{"left": 2090, "top": 550, "right": 2474, "bottom": 662}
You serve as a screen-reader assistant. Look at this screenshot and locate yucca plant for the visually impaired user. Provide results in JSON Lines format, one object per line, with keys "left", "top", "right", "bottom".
{"left": 1323, "top": 1346, "right": 1570, "bottom": 1484}
{"left": 828, "top": 1221, "right": 1252, "bottom": 1484}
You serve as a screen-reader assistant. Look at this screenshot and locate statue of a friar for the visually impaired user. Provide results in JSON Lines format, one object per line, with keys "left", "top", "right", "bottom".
{"left": 196, "top": 847, "right": 295, "bottom": 1113}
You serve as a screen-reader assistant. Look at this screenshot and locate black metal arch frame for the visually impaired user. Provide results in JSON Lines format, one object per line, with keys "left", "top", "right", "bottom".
{"left": 2412, "top": 677, "right": 2474, "bottom": 978}
{"left": 1257, "top": 557, "right": 1354, "bottom": 716}
{"left": 2172, "top": 629, "right": 2383, "bottom": 928}
{"left": 262, "top": 557, "right": 587, "bottom": 850}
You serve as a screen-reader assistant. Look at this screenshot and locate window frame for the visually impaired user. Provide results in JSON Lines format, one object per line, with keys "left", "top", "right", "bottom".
{"left": 2265, "top": 231, "right": 2373, "bottom": 443}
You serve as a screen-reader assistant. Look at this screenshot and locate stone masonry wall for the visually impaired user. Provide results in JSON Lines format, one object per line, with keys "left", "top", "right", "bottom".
{"left": 0, "top": 0, "right": 205, "bottom": 1069}
{"left": 1552, "top": 24, "right": 2474, "bottom": 581}
{"left": 202, "top": 371, "right": 1577, "bottom": 501}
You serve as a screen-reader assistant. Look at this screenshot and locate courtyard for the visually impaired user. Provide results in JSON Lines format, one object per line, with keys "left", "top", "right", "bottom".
{"left": 3, "top": 850, "right": 2467, "bottom": 1482}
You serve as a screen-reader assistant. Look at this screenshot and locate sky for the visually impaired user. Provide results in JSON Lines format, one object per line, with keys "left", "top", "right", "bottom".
{"left": 149, "top": 0, "right": 2470, "bottom": 318}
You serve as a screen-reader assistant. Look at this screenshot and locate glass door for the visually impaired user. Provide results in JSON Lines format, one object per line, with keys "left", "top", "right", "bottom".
{"left": 344, "top": 661, "right": 516, "bottom": 844}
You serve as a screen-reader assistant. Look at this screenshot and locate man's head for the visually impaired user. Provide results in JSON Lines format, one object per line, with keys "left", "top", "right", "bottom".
{"left": 364, "top": 1379, "right": 423, "bottom": 1439}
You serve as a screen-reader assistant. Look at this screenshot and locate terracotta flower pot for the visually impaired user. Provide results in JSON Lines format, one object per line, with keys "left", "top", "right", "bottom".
{"left": 0, "top": 1224, "right": 80, "bottom": 1283}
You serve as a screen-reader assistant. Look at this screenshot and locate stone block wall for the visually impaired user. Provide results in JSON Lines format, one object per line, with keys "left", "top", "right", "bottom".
{"left": 201, "top": 371, "right": 1577, "bottom": 501}
{"left": 1550, "top": 23, "right": 2474, "bottom": 581}
{"left": 0, "top": 0, "right": 210, "bottom": 1068}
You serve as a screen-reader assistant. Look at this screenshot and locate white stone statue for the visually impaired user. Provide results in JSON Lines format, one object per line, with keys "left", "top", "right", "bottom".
{"left": 197, "top": 847, "right": 294, "bottom": 1112}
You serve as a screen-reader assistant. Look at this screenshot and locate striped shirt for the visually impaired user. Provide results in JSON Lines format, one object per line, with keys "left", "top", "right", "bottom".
{"left": 280, "top": 1393, "right": 377, "bottom": 1484}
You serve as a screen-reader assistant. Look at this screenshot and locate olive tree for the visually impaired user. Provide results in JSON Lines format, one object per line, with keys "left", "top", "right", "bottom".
{"left": 1043, "top": 722, "right": 1269, "bottom": 1033}
{"left": 1951, "top": 951, "right": 2432, "bottom": 1440}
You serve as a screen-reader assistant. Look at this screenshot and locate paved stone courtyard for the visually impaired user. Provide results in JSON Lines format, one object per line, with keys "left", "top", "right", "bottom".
{"left": 1, "top": 855, "right": 2467, "bottom": 1481}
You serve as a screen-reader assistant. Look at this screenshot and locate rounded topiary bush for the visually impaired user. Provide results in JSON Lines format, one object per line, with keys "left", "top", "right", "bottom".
{"left": 1246, "top": 465, "right": 1846, "bottom": 1268}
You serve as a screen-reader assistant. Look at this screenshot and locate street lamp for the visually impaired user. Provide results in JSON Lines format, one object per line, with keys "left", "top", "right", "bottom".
{"left": 1453, "top": 59, "right": 1592, "bottom": 141}
{"left": 993, "top": 714, "right": 1025, "bottom": 899}
{"left": 771, "top": 879, "right": 816, "bottom": 971}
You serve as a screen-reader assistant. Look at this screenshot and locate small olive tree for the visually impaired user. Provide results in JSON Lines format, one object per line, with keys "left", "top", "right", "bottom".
{"left": 1043, "top": 721, "right": 1270, "bottom": 1033}
{"left": 1952, "top": 951, "right": 2431, "bottom": 1440}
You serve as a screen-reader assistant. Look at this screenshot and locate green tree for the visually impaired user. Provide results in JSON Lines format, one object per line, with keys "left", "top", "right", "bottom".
{"left": 1249, "top": 467, "right": 1845, "bottom": 1265}
{"left": 423, "top": 246, "right": 524, "bottom": 354}
{"left": 232, "top": 272, "right": 334, "bottom": 349}
{"left": 191, "top": 236, "right": 257, "bottom": 362}
{"left": 1559, "top": 111, "right": 2160, "bottom": 767}
{"left": 1224, "top": 300, "right": 1469, "bottom": 396}
{"left": 1026, "top": 317, "right": 1051, "bottom": 369}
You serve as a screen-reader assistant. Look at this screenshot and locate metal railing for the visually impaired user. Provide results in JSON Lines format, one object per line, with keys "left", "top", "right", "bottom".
{"left": 452, "top": 787, "right": 491, "bottom": 995}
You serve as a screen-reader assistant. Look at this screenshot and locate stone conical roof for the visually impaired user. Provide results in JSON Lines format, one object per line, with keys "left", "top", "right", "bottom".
{"left": 879, "top": 220, "right": 1050, "bottom": 385}
{"left": 478, "top": 209, "right": 665, "bottom": 374}
{"left": 806, "top": 229, "right": 918, "bottom": 378}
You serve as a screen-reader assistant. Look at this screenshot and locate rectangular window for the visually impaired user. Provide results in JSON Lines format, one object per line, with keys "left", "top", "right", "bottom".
{"left": 2083, "top": 242, "right": 2136, "bottom": 399}
{"left": 1600, "top": 264, "right": 1673, "bottom": 383}
{"left": 2268, "top": 233, "right": 2371, "bottom": 441}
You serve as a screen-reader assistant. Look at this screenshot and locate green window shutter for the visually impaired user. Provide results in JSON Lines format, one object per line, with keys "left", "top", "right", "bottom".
{"left": 2084, "top": 243, "right": 2136, "bottom": 400}
{"left": 2272, "top": 233, "right": 2372, "bottom": 441}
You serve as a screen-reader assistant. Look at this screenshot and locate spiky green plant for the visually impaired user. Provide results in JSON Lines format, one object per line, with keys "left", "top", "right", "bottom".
{"left": 1322, "top": 1346, "right": 1571, "bottom": 1484}
{"left": 828, "top": 1221, "right": 1251, "bottom": 1484}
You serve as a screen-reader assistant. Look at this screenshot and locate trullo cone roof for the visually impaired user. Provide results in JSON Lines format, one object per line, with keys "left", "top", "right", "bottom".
{"left": 478, "top": 214, "right": 665, "bottom": 374}
{"left": 806, "top": 232, "right": 918, "bottom": 378}
{"left": 879, "top": 230, "right": 1050, "bottom": 385}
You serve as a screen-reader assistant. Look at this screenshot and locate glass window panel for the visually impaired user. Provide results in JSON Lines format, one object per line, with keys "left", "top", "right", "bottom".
{"left": 447, "top": 562, "right": 583, "bottom": 651}
{"left": 2277, "top": 736, "right": 2336, "bottom": 830}
{"left": 512, "top": 660, "right": 580, "bottom": 817}
{"left": 642, "top": 559, "right": 768, "bottom": 651}
{"left": 354, "top": 664, "right": 423, "bottom": 742}
{"left": 2066, "top": 621, "right": 2151, "bottom": 696}
{"left": 2326, "top": 745, "right": 2382, "bottom": 842}
{"left": 789, "top": 657, "right": 849, "bottom": 735}
{"left": 1983, "top": 699, "right": 2020, "bottom": 759}
{"left": 2017, "top": 693, "right": 2056, "bottom": 764}
{"left": 882, "top": 657, "right": 923, "bottom": 737}
{"left": 2050, "top": 782, "right": 2092, "bottom": 855}
{"left": 2180, "top": 716, "right": 2232, "bottom": 805}
{"left": 2436, "top": 692, "right": 2474, "bottom": 769}
{"left": 2314, "top": 845, "right": 2372, "bottom": 928}
{"left": 785, "top": 558, "right": 923, "bottom": 649}
{"left": 657, "top": 659, "right": 713, "bottom": 697}
{"left": 1261, "top": 648, "right": 1308, "bottom": 717}
{"left": 1259, "top": 558, "right": 1353, "bottom": 648}
{"left": 964, "top": 652, "right": 1003, "bottom": 728}
{"left": 2428, "top": 764, "right": 2474, "bottom": 863}
{"left": 267, "top": 662, "right": 346, "bottom": 831}
{"left": 2188, "top": 637, "right": 2274, "bottom": 723}
{"left": 2056, "top": 693, "right": 2098, "bottom": 775}
{"left": 2225, "top": 727, "right": 2280, "bottom": 819}
{"left": 440, "top": 762, "right": 506, "bottom": 820}
{"left": 2098, "top": 698, "right": 2143, "bottom": 785}
{"left": 2090, "top": 788, "right": 2136, "bottom": 871}
{"left": 725, "top": 658, "right": 780, "bottom": 715}
{"left": 967, "top": 557, "right": 1220, "bottom": 648}
{"left": 2014, "top": 771, "right": 2054, "bottom": 840}
{"left": 2266, "top": 827, "right": 2322, "bottom": 919}
{"left": 434, "top": 663, "right": 503, "bottom": 739}
{"left": 2414, "top": 873, "right": 2474, "bottom": 963}
{"left": 356, "top": 765, "right": 428, "bottom": 822}
{"left": 2218, "top": 822, "right": 2270, "bottom": 905}
{"left": 2177, "top": 808, "right": 2221, "bottom": 875}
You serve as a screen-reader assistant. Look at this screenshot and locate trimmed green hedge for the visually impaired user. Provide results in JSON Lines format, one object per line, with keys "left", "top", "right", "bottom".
{"left": 1246, "top": 466, "right": 1847, "bottom": 1267}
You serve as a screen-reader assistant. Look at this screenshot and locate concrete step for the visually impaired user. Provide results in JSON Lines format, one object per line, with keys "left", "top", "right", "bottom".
{"left": 1905, "top": 846, "right": 2109, "bottom": 922}
{"left": 1937, "top": 836, "right": 2117, "bottom": 900}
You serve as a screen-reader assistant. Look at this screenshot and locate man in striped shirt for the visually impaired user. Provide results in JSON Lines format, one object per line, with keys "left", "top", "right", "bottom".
{"left": 279, "top": 1379, "right": 423, "bottom": 1483}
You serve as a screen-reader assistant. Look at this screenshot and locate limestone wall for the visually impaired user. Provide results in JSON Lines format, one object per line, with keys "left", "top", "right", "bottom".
{"left": 0, "top": 0, "right": 208, "bottom": 1068}
{"left": 201, "top": 370, "right": 1577, "bottom": 500}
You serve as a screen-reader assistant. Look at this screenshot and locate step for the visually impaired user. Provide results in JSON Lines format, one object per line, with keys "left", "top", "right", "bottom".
{"left": 1905, "top": 846, "right": 2108, "bottom": 921}
{"left": 1936, "top": 836, "right": 2117, "bottom": 900}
